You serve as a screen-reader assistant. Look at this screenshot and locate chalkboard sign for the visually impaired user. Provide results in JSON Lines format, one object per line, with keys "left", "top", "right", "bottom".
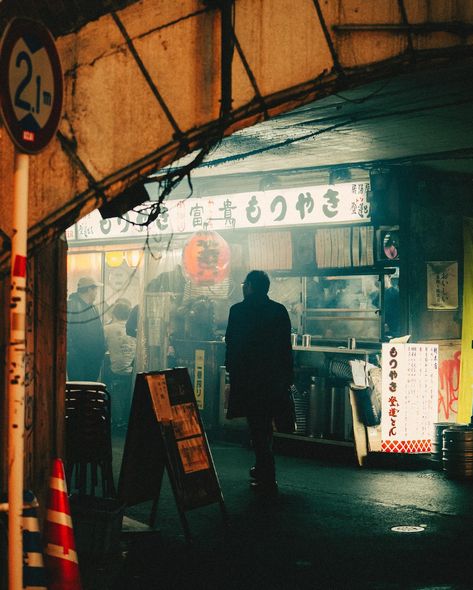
{"left": 118, "top": 367, "right": 226, "bottom": 540}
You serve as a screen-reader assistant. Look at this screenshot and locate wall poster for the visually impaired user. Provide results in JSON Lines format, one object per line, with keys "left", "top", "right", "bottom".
{"left": 427, "top": 261, "right": 458, "bottom": 310}
{"left": 381, "top": 343, "right": 438, "bottom": 453}
{"left": 437, "top": 340, "right": 461, "bottom": 423}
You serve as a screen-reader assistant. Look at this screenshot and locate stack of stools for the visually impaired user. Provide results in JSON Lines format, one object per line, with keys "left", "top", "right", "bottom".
{"left": 65, "top": 381, "right": 116, "bottom": 498}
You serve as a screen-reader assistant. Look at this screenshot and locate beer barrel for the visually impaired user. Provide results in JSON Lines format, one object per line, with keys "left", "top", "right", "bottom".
{"left": 431, "top": 422, "right": 452, "bottom": 462}
{"left": 292, "top": 385, "right": 309, "bottom": 435}
{"left": 442, "top": 425, "right": 473, "bottom": 479}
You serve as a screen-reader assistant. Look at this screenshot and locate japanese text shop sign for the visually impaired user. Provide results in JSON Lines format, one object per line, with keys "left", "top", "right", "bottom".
{"left": 381, "top": 343, "right": 438, "bottom": 454}
{"left": 67, "top": 181, "right": 370, "bottom": 242}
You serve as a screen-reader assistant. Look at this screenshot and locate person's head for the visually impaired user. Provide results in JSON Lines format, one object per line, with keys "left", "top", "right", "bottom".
{"left": 115, "top": 297, "right": 131, "bottom": 308}
{"left": 77, "top": 276, "right": 101, "bottom": 304}
{"left": 112, "top": 302, "right": 131, "bottom": 322}
{"left": 242, "top": 270, "right": 270, "bottom": 299}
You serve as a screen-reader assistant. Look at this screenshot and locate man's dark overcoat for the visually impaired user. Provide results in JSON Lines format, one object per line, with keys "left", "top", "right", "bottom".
{"left": 225, "top": 293, "right": 293, "bottom": 418}
{"left": 67, "top": 292, "right": 106, "bottom": 381}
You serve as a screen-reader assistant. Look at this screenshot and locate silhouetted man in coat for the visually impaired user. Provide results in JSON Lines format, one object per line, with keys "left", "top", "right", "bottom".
{"left": 225, "top": 270, "right": 293, "bottom": 494}
{"left": 67, "top": 276, "right": 106, "bottom": 382}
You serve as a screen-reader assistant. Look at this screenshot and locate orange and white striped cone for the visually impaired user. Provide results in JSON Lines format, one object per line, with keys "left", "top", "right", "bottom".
{"left": 44, "top": 458, "right": 82, "bottom": 590}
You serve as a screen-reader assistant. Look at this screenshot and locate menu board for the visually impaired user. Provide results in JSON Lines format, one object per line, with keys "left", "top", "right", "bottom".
{"left": 381, "top": 343, "right": 439, "bottom": 453}
{"left": 118, "top": 368, "right": 225, "bottom": 535}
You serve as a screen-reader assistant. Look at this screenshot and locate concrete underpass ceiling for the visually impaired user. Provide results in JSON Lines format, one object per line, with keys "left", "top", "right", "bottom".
{"left": 2, "top": 3, "right": 473, "bottom": 187}
{"left": 0, "top": 0, "right": 141, "bottom": 36}
{"left": 185, "top": 60, "right": 473, "bottom": 180}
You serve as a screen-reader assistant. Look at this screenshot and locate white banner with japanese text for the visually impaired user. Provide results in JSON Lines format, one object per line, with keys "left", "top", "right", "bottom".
{"left": 381, "top": 343, "right": 439, "bottom": 453}
{"left": 66, "top": 182, "right": 370, "bottom": 243}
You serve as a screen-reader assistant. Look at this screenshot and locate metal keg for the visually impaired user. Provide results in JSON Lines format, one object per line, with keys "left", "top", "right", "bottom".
{"left": 431, "top": 422, "right": 452, "bottom": 463}
{"left": 292, "top": 385, "right": 309, "bottom": 435}
{"left": 442, "top": 425, "right": 473, "bottom": 479}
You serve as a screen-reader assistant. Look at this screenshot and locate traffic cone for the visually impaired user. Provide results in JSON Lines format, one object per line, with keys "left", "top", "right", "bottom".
{"left": 22, "top": 491, "right": 48, "bottom": 590}
{"left": 44, "top": 458, "right": 82, "bottom": 590}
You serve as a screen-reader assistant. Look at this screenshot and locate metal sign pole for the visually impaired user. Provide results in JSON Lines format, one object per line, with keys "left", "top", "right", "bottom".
{"left": 7, "top": 150, "right": 29, "bottom": 590}
{"left": 0, "top": 18, "right": 62, "bottom": 587}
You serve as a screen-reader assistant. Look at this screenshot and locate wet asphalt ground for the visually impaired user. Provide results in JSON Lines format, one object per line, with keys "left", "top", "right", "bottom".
{"left": 79, "top": 437, "right": 473, "bottom": 590}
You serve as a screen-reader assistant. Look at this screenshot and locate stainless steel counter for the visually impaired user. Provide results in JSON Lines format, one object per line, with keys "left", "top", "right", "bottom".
{"left": 293, "top": 345, "right": 380, "bottom": 355}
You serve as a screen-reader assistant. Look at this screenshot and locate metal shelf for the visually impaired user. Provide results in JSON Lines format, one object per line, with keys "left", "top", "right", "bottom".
{"left": 305, "top": 316, "right": 379, "bottom": 322}
{"left": 273, "top": 266, "right": 397, "bottom": 278}
{"left": 293, "top": 345, "right": 380, "bottom": 355}
{"left": 306, "top": 307, "right": 379, "bottom": 313}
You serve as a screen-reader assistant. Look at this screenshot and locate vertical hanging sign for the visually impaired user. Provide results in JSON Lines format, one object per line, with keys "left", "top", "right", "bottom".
{"left": 0, "top": 18, "right": 63, "bottom": 590}
{"left": 194, "top": 349, "right": 205, "bottom": 410}
{"left": 381, "top": 343, "right": 439, "bottom": 453}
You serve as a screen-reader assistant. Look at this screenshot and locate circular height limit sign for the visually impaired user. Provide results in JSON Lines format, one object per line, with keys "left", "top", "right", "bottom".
{"left": 0, "top": 18, "right": 63, "bottom": 154}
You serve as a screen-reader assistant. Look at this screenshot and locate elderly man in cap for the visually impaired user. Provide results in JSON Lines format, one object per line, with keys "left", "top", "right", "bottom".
{"left": 67, "top": 276, "right": 106, "bottom": 382}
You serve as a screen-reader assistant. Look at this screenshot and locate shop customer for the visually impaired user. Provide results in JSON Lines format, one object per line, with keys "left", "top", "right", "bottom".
{"left": 67, "top": 276, "right": 106, "bottom": 382}
{"left": 225, "top": 270, "right": 293, "bottom": 495}
{"left": 104, "top": 302, "right": 136, "bottom": 430}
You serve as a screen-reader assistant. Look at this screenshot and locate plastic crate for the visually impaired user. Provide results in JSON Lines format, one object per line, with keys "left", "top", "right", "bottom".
{"left": 70, "top": 495, "right": 125, "bottom": 556}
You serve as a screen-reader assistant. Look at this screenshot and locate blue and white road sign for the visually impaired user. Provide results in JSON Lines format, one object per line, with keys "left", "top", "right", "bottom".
{"left": 0, "top": 18, "right": 63, "bottom": 154}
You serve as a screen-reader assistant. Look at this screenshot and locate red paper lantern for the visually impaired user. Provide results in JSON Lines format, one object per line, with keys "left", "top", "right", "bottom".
{"left": 182, "top": 231, "right": 231, "bottom": 286}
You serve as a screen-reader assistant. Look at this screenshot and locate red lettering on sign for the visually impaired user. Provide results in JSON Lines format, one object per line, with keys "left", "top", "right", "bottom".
{"left": 438, "top": 351, "right": 460, "bottom": 420}
{"left": 13, "top": 255, "right": 27, "bottom": 277}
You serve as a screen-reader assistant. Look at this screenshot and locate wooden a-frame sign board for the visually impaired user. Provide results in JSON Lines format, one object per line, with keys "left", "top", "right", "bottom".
{"left": 118, "top": 367, "right": 227, "bottom": 541}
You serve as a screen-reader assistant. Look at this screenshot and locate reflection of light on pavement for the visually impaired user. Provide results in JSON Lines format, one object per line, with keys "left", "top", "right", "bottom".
{"left": 391, "top": 525, "right": 425, "bottom": 533}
